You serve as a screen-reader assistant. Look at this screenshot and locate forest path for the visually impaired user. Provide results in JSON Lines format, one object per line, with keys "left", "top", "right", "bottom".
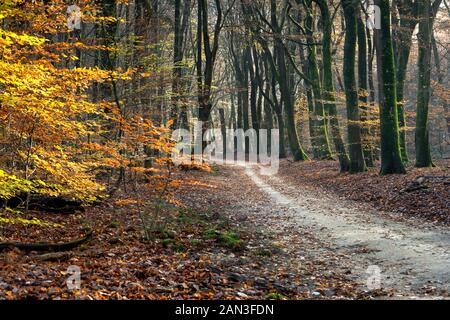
{"left": 242, "top": 165, "right": 450, "bottom": 297}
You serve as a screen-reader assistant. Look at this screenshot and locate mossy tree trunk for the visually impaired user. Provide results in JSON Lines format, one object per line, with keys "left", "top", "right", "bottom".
{"left": 271, "top": 0, "right": 308, "bottom": 161}
{"left": 377, "top": 0, "right": 406, "bottom": 174}
{"left": 314, "top": 0, "right": 350, "bottom": 171}
{"left": 357, "top": 16, "right": 374, "bottom": 167}
{"left": 415, "top": 0, "right": 433, "bottom": 167}
{"left": 304, "top": 0, "right": 333, "bottom": 160}
{"left": 394, "top": 0, "right": 417, "bottom": 163}
{"left": 342, "top": 0, "right": 366, "bottom": 173}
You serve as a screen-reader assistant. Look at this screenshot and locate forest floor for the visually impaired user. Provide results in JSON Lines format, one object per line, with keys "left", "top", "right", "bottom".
{"left": 277, "top": 159, "right": 450, "bottom": 225}
{"left": 245, "top": 161, "right": 450, "bottom": 297}
{"left": 0, "top": 160, "right": 448, "bottom": 299}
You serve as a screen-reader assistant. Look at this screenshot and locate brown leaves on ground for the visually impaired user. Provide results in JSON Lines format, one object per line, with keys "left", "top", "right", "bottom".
{"left": 278, "top": 159, "right": 449, "bottom": 225}
{"left": 0, "top": 166, "right": 372, "bottom": 300}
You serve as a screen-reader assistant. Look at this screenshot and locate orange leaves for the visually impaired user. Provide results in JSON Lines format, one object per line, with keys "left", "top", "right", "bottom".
{"left": 0, "top": 29, "right": 47, "bottom": 46}
{"left": 0, "top": 0, "right": 179, "bottom": 206}
{"left": 0, "top": 57, "right": 110, "bottom": 198}
{"left": 114, "top": 199, "right": 140, "bottom": 206}
{"left": 0, "top": 3, "right": 114, "bottom": 203}
{"left": 431, "top": 80, "right": 449, "bottom": 103}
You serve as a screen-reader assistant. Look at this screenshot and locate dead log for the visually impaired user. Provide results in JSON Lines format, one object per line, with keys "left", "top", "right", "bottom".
{"left": 0, "top": 230, "right": 93, "bottom": 252}
{"left": 1, "top": 194, "right": 85, "bottom": 214}
{"left": 35, "top": 251, "right": 73, "bottom": 261}
{"left": 400, "top": 184, "right": 429, "bottom": 193}
{"left": 400, "top": 176, "right": 428, "bottom": 193}
{"left": 401, "top": 175, "right": 449, "bottom": 193}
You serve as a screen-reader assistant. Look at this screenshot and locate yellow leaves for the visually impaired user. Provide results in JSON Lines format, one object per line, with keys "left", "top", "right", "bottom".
{"left": 0, "top": 0, "right": 25, "bottom": 19}
{"left": 0, "top": 48, "right": 111, "bottom": 203}
{"left": 0, "top": 55, "right": 110, "bottom": 151}
{"left": 139, "top": 72, "right": 152, "bottom": 78}
{"left": 0, "top": 207, "right": 61, "bottom": 228}
{"left": 0, "top": 0, "right": 178, "bottom": 208}
{"left": 0, "top": 29, "right": 47, "bottom": 46}
{"left": 129, "top": 167, "right": 161, "bottom": 174}
{"left": 114, "top": 199, "right": 140, "bottom": 207}
{"left": 25, "top": 147, "right": 104, "bottom": 202}
{"left": 108, "top": 67, "right": 134, "bottom": 81}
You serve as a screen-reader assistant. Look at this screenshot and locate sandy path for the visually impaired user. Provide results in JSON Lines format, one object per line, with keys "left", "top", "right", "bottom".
{"left": 244, "top": 166, "right": 450, "bottom": 297}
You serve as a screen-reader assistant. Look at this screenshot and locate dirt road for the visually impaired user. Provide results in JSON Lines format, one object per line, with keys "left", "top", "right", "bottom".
{"left": 240, "top": 165, "right": 450, "bottom": 297}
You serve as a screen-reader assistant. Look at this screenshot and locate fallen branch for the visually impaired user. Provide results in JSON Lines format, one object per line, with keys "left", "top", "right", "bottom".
{"left": 1, "top": 194, "right": 85, "bottom": 214}
{"left": 0, "top": 230, "right": 93, "bottom": 252}
{"left": 35, "top": 251, "right": 73, "bottom": 261}
{"left": 400, "top": 175, "right": 450, "bottom": 193}
{"left": 400, "top": 184, "right": 429, "bottom": 193}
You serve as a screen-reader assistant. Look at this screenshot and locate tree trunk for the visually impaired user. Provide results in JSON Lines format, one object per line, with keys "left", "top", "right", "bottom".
{"left": 248, "top": 46, "right": 260, "bottom": 154}
{"left": 271, "top": 0, "right": 308, "bottom": 161}
{"left": 357, "top": 17, "right": 374, "bottom": 167}
{"left": 304, "top": 0, "right": 333, "bottom": 160}
{"left": 314, "top": 0, "right": 350, "bottom": 171}
{"left": 171, "top": 0, "right": 191, "bottom": 130}
{"left": 367, "top": 27, "right": 379, "bottom": 160}
{"left": 432, "top": 34, "right": 450, "bottom": 136}
{"left": 377, "top": 0, "right": 406, "bottom": 174}
{"left": 342, "top": 0, "right": 366, "bottom": 172}
{"left": 394, "top": 0, "right": 417, "bottom": 163}
{"left": 415, "top": 0, "right": 433, "bottom": 167}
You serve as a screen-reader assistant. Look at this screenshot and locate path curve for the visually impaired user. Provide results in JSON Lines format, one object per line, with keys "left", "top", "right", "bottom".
{"left": 244, "top": 166, "right": 450, "bottom": 296}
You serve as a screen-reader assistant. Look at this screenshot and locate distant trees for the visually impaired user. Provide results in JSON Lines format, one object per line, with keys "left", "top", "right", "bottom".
{"left": 182, "top": 0, "right": 447, "bottom": 174}
{"left": 0, "top": 0, "right": 448, "bottom": 213}
{"left": 6, "top": 0, "right": 446, "bottom": 185}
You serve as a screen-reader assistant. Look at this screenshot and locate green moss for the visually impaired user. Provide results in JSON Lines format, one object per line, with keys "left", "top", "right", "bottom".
{"left": 172, "top": 244, "right": 186, "bottom": 252}
{"left": 162, "top": 238, "right": 174, "bottom": 248}
{"left": 256, "top": 249, "right": 272, "bottom": 257}
{"left": 266, "top": 292, "right": 284, "bottom": 300}
{"left": 189, "top": 239, "right": 202, "bottom": 246}
{"left": 108, "top": 221, "right": 120, "bottom": 229}
{"left": 217, "top": 231, "right": 242, "bottom": 250}
{"left": 203, "top": 229, "right": 243, "bottom": 250}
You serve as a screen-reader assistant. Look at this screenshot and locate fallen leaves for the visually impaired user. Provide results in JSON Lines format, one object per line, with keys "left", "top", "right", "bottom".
{"left": 0, "top": 165, "right": 369, "bottom": 300}
{"left": 277, "top": 159, "right": 450, "bottom": 225}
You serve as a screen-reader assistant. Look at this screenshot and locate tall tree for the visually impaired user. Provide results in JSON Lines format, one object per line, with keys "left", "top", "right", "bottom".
{"left": 196, "top": 0, "right": 229, "bottom": 146}
{"left": 432, "top": 34, "right": 450, "bottom": 136}
{"left": 171, "top": 0, "right": 191, "bottom": 130}
{"left": 357, "top": 16, "right": 374, "bottom": 167}
{"left": 314, "top": 0, "right": 350, "bottom": 171}
{"left": 415, "top": 0, "right": 434, "bottom": 167}
{"left": 303, "top": 0, "right": 333, "bottom": 160}
{"left": 271, "top": 0, "right": 308, "bottom": 160}
{"left": 377, "top": 0, "right": 406, "bottom": 174}
{"left": 393, "top": 0, "right": 417, "bottom": 162}
{"left": 342, "top": 0, "right": 366, "bottom": 172}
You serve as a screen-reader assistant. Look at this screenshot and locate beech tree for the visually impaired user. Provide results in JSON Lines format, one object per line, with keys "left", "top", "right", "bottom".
{"left": 377, "top": 0, "right": 406, "bottom": 174}
{"left": 342, "top": 0, "right": 367, "bottom": 173}
{"left": 415, "top": 0, "right": 443, "bottom": 167}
